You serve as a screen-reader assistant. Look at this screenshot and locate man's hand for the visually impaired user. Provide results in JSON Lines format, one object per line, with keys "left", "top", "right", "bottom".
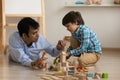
{"left": 57, "top": 40, "right": 66, "bottom": 50}
{"left": 31, "top": 52, "right": 47, "bottom": 69}
{"left": 31, "top": 58, "right": 47, "bottom": 69}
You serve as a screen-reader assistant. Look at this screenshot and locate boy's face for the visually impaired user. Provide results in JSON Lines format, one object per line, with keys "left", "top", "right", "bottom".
{"left": 65, "top": 22, "right": 79, "bottom": 33}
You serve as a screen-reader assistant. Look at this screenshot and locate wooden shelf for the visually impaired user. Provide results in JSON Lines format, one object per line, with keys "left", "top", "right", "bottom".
{"left": 6, "top": 14, "right": 42, "bottom": 17}
{"left": 5, "top": 23, "right": 17, "bottom": 27}
{"left": 65, "top": 2, "right": 120, "bottom": 7}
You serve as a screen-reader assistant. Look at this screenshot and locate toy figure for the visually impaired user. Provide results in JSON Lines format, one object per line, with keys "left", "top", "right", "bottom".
{"left": 32, "top": 51, "right": 47, "bottom": 69}
{"left": 87, "top": 0, "right": 102, "bottom": 5}
{"left": 114, "top": 0, "right": 120, "bottom": 4}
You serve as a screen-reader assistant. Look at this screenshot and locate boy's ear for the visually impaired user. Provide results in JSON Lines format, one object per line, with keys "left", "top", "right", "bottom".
{"left": 76, "top": 22, "right": 79, "bottom": 25}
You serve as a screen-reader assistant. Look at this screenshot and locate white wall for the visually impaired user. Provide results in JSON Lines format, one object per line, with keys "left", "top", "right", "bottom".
{"left": 6, "top": 0, "right": 120, "bottom": 48}
{"left": 45, "top": 0, "right": 120, "bottom": 48}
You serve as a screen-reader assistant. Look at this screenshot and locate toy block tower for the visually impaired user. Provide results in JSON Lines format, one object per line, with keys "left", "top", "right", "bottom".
{"left": 59, "top": 51, "right": 68, "bottom": 75}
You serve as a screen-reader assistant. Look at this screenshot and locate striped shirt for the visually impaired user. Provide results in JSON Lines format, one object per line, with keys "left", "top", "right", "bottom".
{"left": 67, "top": 25, "right": 102, "bottom": 56}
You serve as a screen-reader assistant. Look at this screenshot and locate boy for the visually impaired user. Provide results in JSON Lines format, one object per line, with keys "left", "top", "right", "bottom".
{"left": 62, "top": 11, "right": 102, "bottom": 67}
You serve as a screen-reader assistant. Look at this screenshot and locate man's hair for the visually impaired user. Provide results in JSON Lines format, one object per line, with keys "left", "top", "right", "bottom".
{"left": 62, "top": 11, "right": 85, "bottom": 26}
{"left": 17, "top": 17, "right": 39, "bottom": 37}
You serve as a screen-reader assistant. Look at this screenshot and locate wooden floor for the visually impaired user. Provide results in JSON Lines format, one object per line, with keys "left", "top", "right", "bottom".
{"left": 0, "top": 50, "right": 120, "bottom": 80}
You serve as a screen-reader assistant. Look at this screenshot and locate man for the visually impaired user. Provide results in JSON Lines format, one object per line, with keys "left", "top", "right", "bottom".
{"left": 8, "top": 17, "right": 65, "bottom": 69}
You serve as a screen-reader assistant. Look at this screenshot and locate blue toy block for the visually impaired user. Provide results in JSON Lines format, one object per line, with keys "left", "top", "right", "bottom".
{"left": 88, "top": 72, "right": 95, "bottom": 78}
{"left": 68, "top": 70, "right": 75, "bottom": 73}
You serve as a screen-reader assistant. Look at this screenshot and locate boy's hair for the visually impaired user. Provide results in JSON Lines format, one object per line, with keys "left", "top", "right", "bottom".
{"left": 17, "top": 17, "right": 39, "bottom": 37}
{"left": 62, "top": 11, "right": 85, "bottom": 26}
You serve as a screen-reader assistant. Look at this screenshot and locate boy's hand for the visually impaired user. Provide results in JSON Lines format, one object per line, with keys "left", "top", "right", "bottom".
{"left": 57, "top": 40, "right": 66, "bottom": 50}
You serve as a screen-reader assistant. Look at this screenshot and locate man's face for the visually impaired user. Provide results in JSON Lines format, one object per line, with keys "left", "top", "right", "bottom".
{"left": 26, "top": 27, "right": 39, "bottom": 42}
{"left": 65, "top": 22, "right": 79, "bottom": 33}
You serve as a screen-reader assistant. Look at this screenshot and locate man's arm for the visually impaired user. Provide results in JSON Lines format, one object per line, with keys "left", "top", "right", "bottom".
{"left": 9, "top": 32, "right": 33, "bottom": 67}
{"left": 39, "top": 35, "right": 65, "bottom": 57}
{"left": 9, "top": 46, "right": 33, "bottom": 66}
{"left": 45, "top": 40, "right": 66, "bottom": 57}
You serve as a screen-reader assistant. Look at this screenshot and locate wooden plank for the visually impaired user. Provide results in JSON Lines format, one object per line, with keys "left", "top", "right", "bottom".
{"left": 0, "top": 0, "right": 6, "bottom": 51}
{"left": 6, "top": 14, "right": 42, "bottom": 17}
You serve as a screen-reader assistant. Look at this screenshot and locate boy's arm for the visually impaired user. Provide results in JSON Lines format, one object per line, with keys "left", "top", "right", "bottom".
{"left": 67, "top": 45, "right": 73, "bottom": 52}
{"left": 69, "top": 30, "right": 90, "bottom": 56}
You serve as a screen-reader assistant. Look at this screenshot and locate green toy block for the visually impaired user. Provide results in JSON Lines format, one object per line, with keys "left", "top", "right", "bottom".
{"left": 102, "top": 73, "right": 108, "bottom": 79}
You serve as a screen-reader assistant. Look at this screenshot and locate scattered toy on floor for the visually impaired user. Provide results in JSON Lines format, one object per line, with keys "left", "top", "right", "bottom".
{"left": 102, "top": 72, "right": 108, "bottom": 79}
{"left": 77, "top": 66, "right": 87, "bottom": 72}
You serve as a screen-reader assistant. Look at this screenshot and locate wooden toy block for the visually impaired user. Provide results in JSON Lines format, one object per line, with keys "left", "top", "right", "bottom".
{"left": 59, "top": 51, "right": 68, "bottom": 73}
{"left": 79, "top": 74, "right": 87, "bottom": 80}
{"left": 57, "top": 63, "right": 62, "bottom": 70}
{"left": 63, "top": 36, "right": 71, "bottom": 52}
{"left": 70, "top": 72, "right": 87, "bottom": 80}
{"left": 37, "top": 73, "right": 63, "bottom": 80}
{"left": 68, "top": 70, "right": 75, "bottom": 73}
{"left": 41, "top": 76, "right": 53, "bottom": 80}
{"left": 52, "top": 71, "right": 66, "bottom": 76}
{"left": 87, "top": 77, "right": 93, "bottom": 80}
{"left": 95, "top": 74, "right": 101, "bottom": 80}
{"left": 102, "top": 73, "right": 108, "bottom": 79}
{"left": 61, "top": 67, "right": 67, "bottom": 72}
{"left": 94, "top": 72, "right": 102, "bottom": 79}
{"left": 37, "top": 74, "right": 52, "bottom": 80}
{"left": 59, "top": 75, "right": 78, "bottom": 80}
{"left": 87, "top": 72, "right": 95, "bottom": 78}
{"left": 76, "top": 67, "right": 88, "bottom": 72}
{"left": 46, "top": 75, "right": 63, "bottom": 80}
{"left": 61, "top": 62, "right": 67, "bottom": 67}
{"left": 60, "top": 51, "right": 66, "bottom": 63}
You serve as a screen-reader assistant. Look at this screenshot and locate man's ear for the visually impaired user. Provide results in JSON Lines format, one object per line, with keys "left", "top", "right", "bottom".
{"left": 22, "top": 33, "right": 27, "bottom": 39}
